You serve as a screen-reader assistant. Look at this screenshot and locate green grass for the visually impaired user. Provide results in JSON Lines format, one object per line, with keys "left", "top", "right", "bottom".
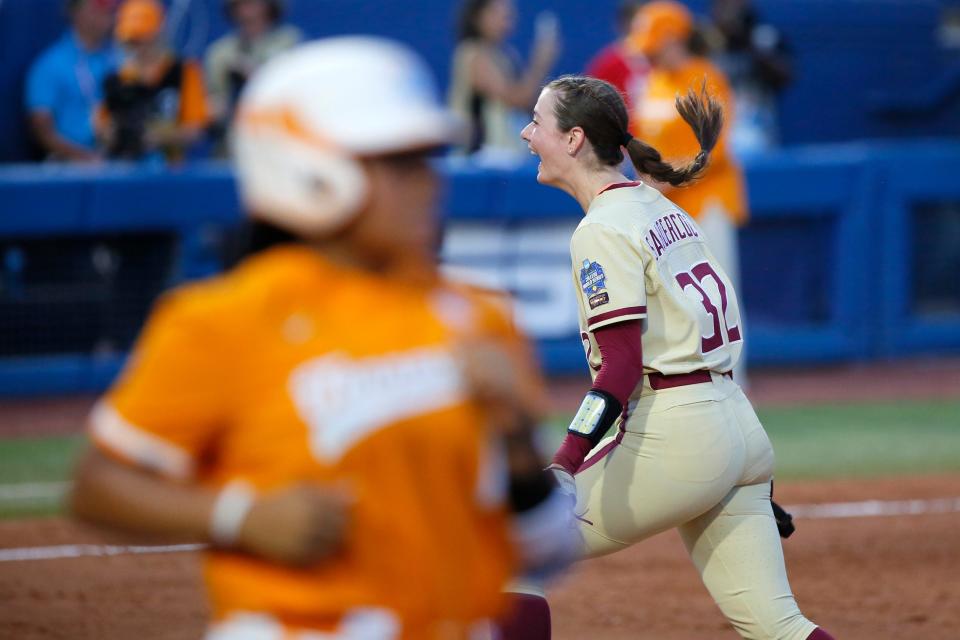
{"left": 545, "top": 398, "right": 960, "bottom": 481}
{"left": 0, "top": 434, "right": 87, "bottom": 518}
{"left": 1, "top": 399, "right": 958, "bottom": 519}
{"left": 0, "top": 434, "right": 87, "bottom": 484}
{"left": 758, "top": 400, "right": 960, "bottom": 479}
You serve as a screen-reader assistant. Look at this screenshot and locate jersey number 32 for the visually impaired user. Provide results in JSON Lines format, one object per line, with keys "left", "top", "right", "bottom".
{"left": 675, "top": 261, "right": 741, "bottom": 354}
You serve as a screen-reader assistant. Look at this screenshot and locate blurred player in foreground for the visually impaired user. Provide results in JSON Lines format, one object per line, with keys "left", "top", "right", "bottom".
{"left": 511, "top": 75, "right": 835, "bottom": 639}
{"left": 70, "top": 37, "right": 576, "bottom": 639}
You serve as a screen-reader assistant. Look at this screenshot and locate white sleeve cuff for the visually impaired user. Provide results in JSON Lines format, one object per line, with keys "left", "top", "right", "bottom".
{"left": 89, "top": 401, "right": 195, "bottom": 480}
{"left": 586, "top": 305, "right": 647, "bottom": 332}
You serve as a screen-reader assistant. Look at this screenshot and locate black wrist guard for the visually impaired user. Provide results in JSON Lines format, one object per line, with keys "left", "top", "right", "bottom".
{"left": 568, "top": 389, "right": 622, "bottom": 448}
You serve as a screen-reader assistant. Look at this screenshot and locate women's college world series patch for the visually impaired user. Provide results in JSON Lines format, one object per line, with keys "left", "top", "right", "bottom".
{"left": 580, "top": 259, "right": 610, "bottom": 309}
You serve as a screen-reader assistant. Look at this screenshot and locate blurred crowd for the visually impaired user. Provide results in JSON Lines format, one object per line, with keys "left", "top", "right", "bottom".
{"left": 594, "top": 0, "right": 790, "bottom": 157}
{"left": 23, "top": 0, "right": 790, "bottom": 167}
{"left": 25, "top": 0, "right": 300, "bottom": 164}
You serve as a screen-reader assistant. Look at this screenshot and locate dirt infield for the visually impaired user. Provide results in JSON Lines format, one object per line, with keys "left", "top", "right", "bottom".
{"left": 2, "top": 358, "right": 959, "bottom": 638}
{"left": 551, "top": 474, "right": 960, "bottom": 640}
{"left": 1, "top": 474, "right": 959, "bottom": 640}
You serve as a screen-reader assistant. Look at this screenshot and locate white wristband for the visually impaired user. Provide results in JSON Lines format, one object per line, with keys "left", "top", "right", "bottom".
{"left": 209, "top": 480, "right": 256, "bottom": 547}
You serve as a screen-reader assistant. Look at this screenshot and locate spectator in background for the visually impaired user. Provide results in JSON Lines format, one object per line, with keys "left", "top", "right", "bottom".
{"left": 706, "top": 0, "right": 792, "bottom": 154}
{"left": 205, "top": 0, "right": 301, "bottom": 151}
{"left": 584, "top": 0, "right": 649, "bottom": 115}
{"left": 97, "top": 0, "right": 209, "bottom": 164}
{"left": 24, "top": 0, "right": 119, "bottom": 162}
{"left": 448, "top": 0, "right": 560, "bottom": 162}
{"left": 628, "top": 0, "right": 750, "bottom": 384}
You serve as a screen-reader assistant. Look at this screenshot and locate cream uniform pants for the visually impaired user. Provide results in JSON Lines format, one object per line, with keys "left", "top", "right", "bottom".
{"left": 573, "top": 373, "right": 817, "bottom": 640}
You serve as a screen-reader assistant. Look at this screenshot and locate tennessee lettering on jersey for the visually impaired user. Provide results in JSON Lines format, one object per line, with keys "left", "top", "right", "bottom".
{"left": 644, "top": 210, "right": 700, "bottom": 259}
{"left": 289, "top": 348, "right": 465, "bottom": 461}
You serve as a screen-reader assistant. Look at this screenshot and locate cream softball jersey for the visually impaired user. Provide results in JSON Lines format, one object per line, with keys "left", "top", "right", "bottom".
{"left": 568, "top": 182, "right": 817, "bottom": 640}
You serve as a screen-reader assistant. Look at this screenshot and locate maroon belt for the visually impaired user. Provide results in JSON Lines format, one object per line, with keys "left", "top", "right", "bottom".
{"left": 647, "top": 370, "right": 732, "bottom": 391}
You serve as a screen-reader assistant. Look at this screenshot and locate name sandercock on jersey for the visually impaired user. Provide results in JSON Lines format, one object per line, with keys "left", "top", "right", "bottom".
{"left": 644, "top": 209, "right": 700, "bottom": 259}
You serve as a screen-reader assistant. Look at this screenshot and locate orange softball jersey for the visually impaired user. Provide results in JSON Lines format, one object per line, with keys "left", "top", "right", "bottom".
{"left": 89, "top": 244, "right": 526, "bottom": 638}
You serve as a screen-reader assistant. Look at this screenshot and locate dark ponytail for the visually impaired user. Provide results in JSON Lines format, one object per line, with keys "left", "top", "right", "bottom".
{"left": 624, "top": 83, "right": 722, "bottom": 186}
{"left": 547, "top": 75, "right": 723, "bottom": 187}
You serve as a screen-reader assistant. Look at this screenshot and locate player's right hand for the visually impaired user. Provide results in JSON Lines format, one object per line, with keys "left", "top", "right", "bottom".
{"left": 236, "top": 483, "right": 353, "bottom": 566}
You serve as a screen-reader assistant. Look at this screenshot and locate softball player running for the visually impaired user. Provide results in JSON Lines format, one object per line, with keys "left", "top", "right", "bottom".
{"left": 70, "top": 37, "right": 575, "bottom": 639}
{"left": 505, "top": 76, "right": 836, "bottom": 640}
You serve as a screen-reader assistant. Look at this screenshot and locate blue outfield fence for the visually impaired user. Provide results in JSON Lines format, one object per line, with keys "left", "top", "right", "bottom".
{"left": 1, "top": 141, "right": 959, "bottom": 396}
{"left": 874, "top": 145, "right": 960, "bottom": 358}
{"left": 737, "top": 146, "right": 877, "bottom": 365}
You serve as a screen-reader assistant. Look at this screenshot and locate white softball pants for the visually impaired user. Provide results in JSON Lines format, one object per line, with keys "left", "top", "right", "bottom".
{"left": 573, "top": 373, "right": 817, "bottom": 640}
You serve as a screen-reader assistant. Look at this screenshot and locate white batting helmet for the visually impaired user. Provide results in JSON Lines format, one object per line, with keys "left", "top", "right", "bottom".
{"left": 232, "top": 37, "right": 464, "bottom": 237}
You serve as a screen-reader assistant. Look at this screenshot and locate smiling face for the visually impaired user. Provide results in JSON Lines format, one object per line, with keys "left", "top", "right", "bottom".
{"left": 520, "top": 87, "right": 578, "bottom": 187}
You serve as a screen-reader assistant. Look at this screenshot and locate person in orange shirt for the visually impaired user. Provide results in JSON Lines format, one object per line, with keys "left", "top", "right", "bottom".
{"left": 71, "top": 37, "right": 576, "bottom": 639}
{"left": 628, "top": 0, "right": 750, "bottom": 383}
{"left": 97, "top": 0, "right": 209, "bottom": 162}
